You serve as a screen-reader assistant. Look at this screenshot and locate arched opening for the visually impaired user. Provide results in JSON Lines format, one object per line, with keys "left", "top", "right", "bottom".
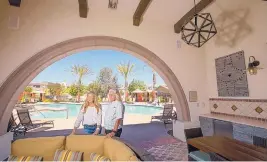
{"left": 0, "top": 36, "right": 190, "bottom": 135}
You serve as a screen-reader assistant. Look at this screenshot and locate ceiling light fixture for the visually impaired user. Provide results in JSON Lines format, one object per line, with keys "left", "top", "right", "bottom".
{"left": 108, "top": 0, "right": 118, "bottom": 9}
{"left": 181, "top": 0, "right": 217, "bottom": 48}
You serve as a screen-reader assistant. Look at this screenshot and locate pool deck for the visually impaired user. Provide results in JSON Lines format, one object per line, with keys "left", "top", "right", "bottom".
{"left": 43, "top": 113, "right": 155, "bottom": 130}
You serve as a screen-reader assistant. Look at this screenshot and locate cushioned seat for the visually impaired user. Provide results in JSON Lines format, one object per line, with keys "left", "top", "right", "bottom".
{"left": 65, "top": 135, "right": 105, "bottom": 160}
{"left": 11, "top": 135, "right": 139, "bottom": 161}
{"left": 11, "top": 136, "right": 65, "bottom": 161}
{"left": 189, "top": 151, "right": 211, "bottom": 161}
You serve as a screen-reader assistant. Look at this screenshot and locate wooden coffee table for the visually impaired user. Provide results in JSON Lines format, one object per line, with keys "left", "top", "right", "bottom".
{"left": 187, "top": 136, "right": 267, "bottom": 161}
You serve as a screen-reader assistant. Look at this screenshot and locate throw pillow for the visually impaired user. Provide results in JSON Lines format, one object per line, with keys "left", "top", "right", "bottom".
{"left": 90, "top": 153, "right": 110, "bottom": 161}
{"left": 53, "top": 149, "right": 83, "bottom": 161}
{"left": 8, "top": 155, "right": 43, "bottom": 161}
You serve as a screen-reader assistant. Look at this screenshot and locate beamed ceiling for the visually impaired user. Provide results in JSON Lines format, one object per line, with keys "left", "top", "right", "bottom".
{"left": 7, "top": 0, "right": 266, "bottom": 34}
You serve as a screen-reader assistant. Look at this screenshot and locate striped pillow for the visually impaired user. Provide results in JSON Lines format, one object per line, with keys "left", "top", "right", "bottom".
{"left": 90, "top": 153, "right": 110, "bottom": 161}
{"left": 53, "top": 149, "right": 83, "bottom": 161}
{"left": 8, "top": 155, "right": 43, "bottom": 161}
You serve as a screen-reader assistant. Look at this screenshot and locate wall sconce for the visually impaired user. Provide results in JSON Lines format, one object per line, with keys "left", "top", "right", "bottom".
{"left": 108, "top": 0, "right": 118, "bottom": 9}
{"left": 247, "top": 56, "right": 263, "bottom": 75}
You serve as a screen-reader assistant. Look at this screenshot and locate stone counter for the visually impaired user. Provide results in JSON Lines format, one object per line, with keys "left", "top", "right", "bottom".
{"left": 200, "top": 113, "right": 267, "bottom": 129}
{"left": 199, "top": 114, "right": 267, "bottom": 145}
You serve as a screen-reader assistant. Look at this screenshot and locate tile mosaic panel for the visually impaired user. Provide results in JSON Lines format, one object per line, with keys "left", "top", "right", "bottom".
{"left": 215, "top": 51, "right": 249, "bottom": 97}
{"left": 209, "top": 98, "right": 267, "bottom": 119}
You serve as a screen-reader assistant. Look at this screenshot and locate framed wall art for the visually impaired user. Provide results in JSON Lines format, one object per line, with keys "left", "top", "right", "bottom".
{"left": 189, "top": 91, "right": 198, "bottom": 102}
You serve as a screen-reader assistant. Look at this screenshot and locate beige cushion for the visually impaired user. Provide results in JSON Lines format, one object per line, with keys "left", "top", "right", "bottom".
{"left": 11, "top": 136, "right": 65, "bottom": 161}
{"left": 65, "top": 135, "right": 105, "bottom": 161}
{"left": 104, "top": 138, "right": 137, "bottom": 161}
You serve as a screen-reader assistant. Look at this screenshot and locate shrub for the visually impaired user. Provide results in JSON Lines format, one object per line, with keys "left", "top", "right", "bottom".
{"left": 43, "top": 98, "right": 53, "bottom": 103}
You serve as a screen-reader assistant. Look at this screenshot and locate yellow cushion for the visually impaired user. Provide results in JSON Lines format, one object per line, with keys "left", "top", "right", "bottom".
{"left": 65, "top": 135, "right": 105, "bottom": 161}
{"left": 53, "top": 149, "right": 83, "bottom": 161}
{"left": 103, "top": 138, "right": 137, "bottom": 161}
{"left": 90, "top": 153, "right": 110, "bottom": 161}
{"left": 8, "top": 155, "right": 43, "bottom": 161}
{"left": 11, "top": 136, "right": 65, "bottom": 161}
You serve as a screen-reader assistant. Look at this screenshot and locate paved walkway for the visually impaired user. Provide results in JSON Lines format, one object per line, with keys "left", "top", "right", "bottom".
{"left": 15, "top": 122, "right": 188, "bottom": 161}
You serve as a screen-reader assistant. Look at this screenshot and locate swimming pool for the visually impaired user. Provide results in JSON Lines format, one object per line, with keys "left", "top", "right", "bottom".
{"left": 31, "top": 103, "right": 162, "bottom": 119}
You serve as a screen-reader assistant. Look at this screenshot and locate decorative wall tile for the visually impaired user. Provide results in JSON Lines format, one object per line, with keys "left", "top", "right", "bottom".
{"left": 255, "top": 107, "right": 263, "bottom": 114}
{"left": 209, "top": 98, "right": 267, "bottom": 120}
{"left": 231, "top": 105, "right": 238, "bottom": 111}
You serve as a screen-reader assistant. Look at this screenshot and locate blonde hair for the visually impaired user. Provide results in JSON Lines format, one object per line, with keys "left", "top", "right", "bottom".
{"left": 83, "top": 92, "right": 100, "bottom": 113}
{"left": 115, "top": 89, "right": 122, "bottom": 102}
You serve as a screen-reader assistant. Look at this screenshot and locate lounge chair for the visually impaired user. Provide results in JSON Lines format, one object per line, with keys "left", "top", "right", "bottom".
{"left": 151, "top": 104, "right": 177, "bottom": 127}
{"left": 7, "top": 114, "right": 27, "bottom": 136}
{"left": 16, "top": 108, "right": 54, "bottom": 130}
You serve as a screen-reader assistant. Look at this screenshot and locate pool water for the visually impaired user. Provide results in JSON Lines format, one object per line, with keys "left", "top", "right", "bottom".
{"left": 31, "top": 103, "right": 162, "bottom": 119}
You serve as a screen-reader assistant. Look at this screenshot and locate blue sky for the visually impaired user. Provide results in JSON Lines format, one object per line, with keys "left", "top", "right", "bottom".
{"left": 32, "top": 50, "right": 165, "bottom": 86}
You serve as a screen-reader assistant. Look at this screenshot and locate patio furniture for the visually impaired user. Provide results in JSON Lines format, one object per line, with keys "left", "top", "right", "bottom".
{"left": 187, "top": 136, "right": 267, "bottom": 161}
{"left": 7, "top": 115, "right": 27, "bottom": 136}
{"left": 184, "top": 128, "right": 211, "bottom": 161}
{"left": 16, "top": 108, "right": 54, "bottom": 130}
{"left": 151, "top": 104, "right": 177, "bottom": 127}
{"left": 11, "top": 135, "right": 139, "bottom": 161}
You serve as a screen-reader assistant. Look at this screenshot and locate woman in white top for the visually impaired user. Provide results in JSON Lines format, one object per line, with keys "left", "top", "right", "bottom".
{"left": 72, "top": 92, "right": 102, "bottom": 135}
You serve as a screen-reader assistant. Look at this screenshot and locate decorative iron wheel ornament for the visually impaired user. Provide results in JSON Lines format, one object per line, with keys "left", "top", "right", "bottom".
{"left": 181, "top": 13, "right": 217, "bottom": 48}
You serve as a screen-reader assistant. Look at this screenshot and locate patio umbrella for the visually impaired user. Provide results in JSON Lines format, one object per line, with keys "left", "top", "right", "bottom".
{"left": 156, "top": 86, "right": 170, "bottom": 94}
{"left": 146, "top": 90, "right": 153, "bottom": 93}
{"left": 132, "top": 89, "right": 144, "bottom": 93}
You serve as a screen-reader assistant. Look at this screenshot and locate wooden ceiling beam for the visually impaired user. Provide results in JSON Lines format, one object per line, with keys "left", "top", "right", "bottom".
{"left": 174, "top": 0, "right": 215, "bottom": 34}
{"left": 9, "top": 0, "right": 22, "bottom": 7}
{"left": 133, "top": 0, "right": 152, "bottom": 26}
{"left": 78, "top": 0, "right": 88, "bottom": 18}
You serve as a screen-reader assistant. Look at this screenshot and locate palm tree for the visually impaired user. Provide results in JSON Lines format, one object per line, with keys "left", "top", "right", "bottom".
{"left": 152, "top": 71, "right": 156, "bottom": 90}
{"left": 71, "top": 65, "right": 92, "bottom": 102}
{"left": 117, "top": 61, "right": 134, "bottom": 101}
{"left": 152, "top": 71, "right": 157, "bottom": 102}
{"left": 23, "top": 86, "right": 33, "bottom": 103}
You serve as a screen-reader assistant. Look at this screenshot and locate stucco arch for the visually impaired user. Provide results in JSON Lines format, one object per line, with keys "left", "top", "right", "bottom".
{"left": 0, "top": 36, "right": 190, "bottom": 135}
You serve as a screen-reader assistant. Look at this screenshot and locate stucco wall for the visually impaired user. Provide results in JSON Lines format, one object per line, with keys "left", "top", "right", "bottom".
{"left": 204, "top": 0, "right": 267, "bottom": 117}
{"left": 205, "top": 0, "right": 267, "bottom": 99}
{"left": 0, "top": 0, "right": 209, "bottom": 122}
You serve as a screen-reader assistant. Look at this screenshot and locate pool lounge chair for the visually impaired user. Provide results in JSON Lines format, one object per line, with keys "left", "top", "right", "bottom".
{"left": 7, "top": 114, "right": 27, "bottom": 136}
{"left": 16, "top": 108, "right": 54, "bottom": 130}
{"left": 151, "top": 104, "right": 177, "bottom": 127}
